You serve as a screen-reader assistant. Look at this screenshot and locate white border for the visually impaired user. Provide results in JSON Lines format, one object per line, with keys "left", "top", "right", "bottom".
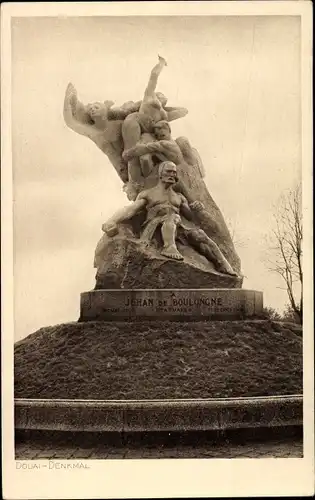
{"left": 1, "top": 2, "right": 314, "bottom": 499}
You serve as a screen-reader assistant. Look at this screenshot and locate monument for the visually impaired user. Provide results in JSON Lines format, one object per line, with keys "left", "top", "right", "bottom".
{"left": 63, "top": 55, "right": 263, "bottom": 321}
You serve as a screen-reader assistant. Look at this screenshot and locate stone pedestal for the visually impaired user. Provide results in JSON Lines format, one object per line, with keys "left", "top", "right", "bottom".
{"left": 94, "top": 237, "right": 243, "bottom": 290}
{"left": 80, "top": 288, "right": 263, "bottom": 322}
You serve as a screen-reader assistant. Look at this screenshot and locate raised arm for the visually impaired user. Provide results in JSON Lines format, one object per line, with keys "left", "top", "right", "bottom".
{"left": 123, "top": 140, "right": 180, "bottom": 164}
{"left": 165, "top": 106, "right": 188, "bottom": 122}
{"left": 123, "top": 141, "right": 165, "bottom": 160}
{"left": 143, "top": 55, "right": 167, "bottom": 100}
{"left": 63, "top": 103, "right": 90, "bottom": 137}
{"left": 63, "top": 83, "right": 95, "bottom": 139}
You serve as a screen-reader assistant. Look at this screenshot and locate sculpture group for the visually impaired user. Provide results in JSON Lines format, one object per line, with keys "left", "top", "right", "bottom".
{"left": 64, "top": 56, "right": 242, "bottom": 286}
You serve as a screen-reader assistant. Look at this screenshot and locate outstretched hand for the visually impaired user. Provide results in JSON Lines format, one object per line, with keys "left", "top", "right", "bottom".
{"left": 158, "top": 55, "right": 167, "bottom": 66}
{"left": 190, "top": 201, "right": 204, "bottom": 212}
{"left": 102, "top": 222, "right": 119, "bottom": 237}
{"left": 103, "top": 100, "right": 115, "bottom": 108}
{"left": 65, "top": 82, "right": 78, "bottom": 107}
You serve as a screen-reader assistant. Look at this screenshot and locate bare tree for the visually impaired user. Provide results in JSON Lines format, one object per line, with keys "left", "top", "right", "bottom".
{"left": 266, "top": 183, "right": 302, "bottom": 324}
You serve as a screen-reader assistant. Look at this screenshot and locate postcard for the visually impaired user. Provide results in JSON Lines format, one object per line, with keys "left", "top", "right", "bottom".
{"left": 1, "top": 1, "right": 313, "bottom": 498}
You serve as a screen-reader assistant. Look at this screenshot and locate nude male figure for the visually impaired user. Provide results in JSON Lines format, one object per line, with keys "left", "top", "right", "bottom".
{"left": 122, "top": 56, "right": 188, "bottom": 197}
{"left": 103, "top": 161, "right": 237, "bottom": 275}
{"left": 122, "top": 120, "right": 197, "bottom": 168}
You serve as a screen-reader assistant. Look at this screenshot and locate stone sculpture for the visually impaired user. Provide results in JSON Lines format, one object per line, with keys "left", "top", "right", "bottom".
{"left": 103, "top": 161, "right": 237, "bottom": 276}
{"left": 63, "top": 55, "right": 188, "bottom": 199}
{"left": 121, "top": 55, "right": 188, "bottom": 199}
{"left": 63, "top": 82, "right": 137, "bottom": 183}
{"left": 63, "top": 55, "right": 242, "bottom": 289}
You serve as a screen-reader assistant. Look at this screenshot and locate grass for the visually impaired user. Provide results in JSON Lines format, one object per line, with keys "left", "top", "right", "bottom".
{"left": 14, "top": 320, "right": 302, "bottom": 400}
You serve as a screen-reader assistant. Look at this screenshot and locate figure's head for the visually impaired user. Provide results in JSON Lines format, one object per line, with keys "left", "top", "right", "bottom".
{"left": 158, "top": 161, "right": 178, "bottom": 185}
{"left": 156, "top": 92, "right": 168, "bottom": 107}
{"left": 154, "top": 120, "right": 171, "bottom": 140}
{"left": 86, "top": 102, "right": 105, "bottom": 120}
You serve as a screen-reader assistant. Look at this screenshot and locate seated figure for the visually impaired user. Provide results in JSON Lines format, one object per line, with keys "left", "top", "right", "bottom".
{"left": 102, "top": 161, "right": 238, "bottom": 276}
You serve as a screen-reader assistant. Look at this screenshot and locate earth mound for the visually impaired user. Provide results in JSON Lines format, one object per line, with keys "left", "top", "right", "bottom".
{"left": 14, "top": 320, "right": 302, "bottom": 400}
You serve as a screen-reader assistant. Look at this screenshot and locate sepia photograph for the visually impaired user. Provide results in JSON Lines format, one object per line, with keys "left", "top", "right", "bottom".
{"left": 1, "top": 1, "right": 313, "bottom": 499}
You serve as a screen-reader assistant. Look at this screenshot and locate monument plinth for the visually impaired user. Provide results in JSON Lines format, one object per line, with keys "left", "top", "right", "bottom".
{"left": 80, "top": 289, "right": 263, "bottom": 322}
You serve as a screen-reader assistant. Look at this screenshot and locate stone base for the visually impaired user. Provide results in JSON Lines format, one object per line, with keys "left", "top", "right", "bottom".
{"left": 80, "top": 288, "right": 263, "bottom": 322}
{"left": 94, "top": 237, "right": 243, "bottom": 290}
{"left": 15, "top": 395, "right": 302, "bottom": 433}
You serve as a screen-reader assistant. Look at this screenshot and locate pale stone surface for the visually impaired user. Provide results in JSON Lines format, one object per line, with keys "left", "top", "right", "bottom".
{"left": 80, "top": 288, "right": 263, "bottom": 321}
{"left": 63, "top": 57, "right": 241, "bottom": 282}
{"left": 100, "top": 162, "right": 240, "bottom": 280}
{"left": 122, "top": 121, "right": 241, "bottom": 274}
{"left": 63, "top": 56, "right": 187, "bottom": 186}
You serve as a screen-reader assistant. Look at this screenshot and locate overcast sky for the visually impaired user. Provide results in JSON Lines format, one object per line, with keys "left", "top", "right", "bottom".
{"left": 12, "top": 15, "right": 301, "bottom": 341}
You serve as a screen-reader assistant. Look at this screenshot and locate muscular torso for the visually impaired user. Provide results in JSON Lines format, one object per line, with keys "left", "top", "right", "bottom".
{"left": 140, "top": 97, "right": 168, "bottom": 123}
{"left": 140, "top": 186, "right": 184, "bottom": 221}
{"left": 151, "top": 140, "right": 184, "bottom": 165}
